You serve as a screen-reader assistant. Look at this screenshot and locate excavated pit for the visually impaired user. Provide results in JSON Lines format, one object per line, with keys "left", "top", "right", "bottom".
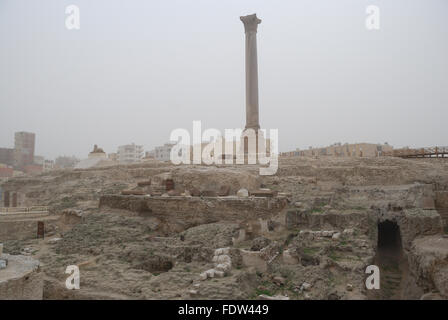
{"left": 372, "top": 220, "right": 409, "bottom": 299}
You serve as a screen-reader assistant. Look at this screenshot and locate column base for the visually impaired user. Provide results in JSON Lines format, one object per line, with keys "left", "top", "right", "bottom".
{"left": 239, "top": 128, "right": 269, "bottom": 164}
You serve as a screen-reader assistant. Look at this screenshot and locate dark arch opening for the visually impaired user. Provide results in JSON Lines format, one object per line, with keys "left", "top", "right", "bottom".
{"left": 378, "top": 220, "right": 402, "bottom": 252}
{"left": 372, "top": 220, "right": 409, "bottom": 300}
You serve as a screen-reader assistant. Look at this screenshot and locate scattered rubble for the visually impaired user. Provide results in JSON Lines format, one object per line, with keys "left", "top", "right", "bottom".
{"left": 200, "top": 247, "right": 232, "bottom": 280}
{"left": 1, "top": 156, "right": 448, "bottom": 300}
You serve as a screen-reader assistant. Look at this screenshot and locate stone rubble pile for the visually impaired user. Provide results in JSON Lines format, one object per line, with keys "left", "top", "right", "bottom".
{"left": 199, "top": 247, "right": 232, "bottom": 280}
{"left": 297, "top": 229, "right": 356, "bottom": 240}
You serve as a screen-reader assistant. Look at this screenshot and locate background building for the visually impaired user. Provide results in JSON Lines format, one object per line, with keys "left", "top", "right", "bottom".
{"left": 55, "top": 155, "right": 79, "bottom": 169}
{"left": 75, "top": 145, "right": 110, "bottom": 169}
{"left": 108, "top": 153, "right": 118, "bottom": 162}
{"left": 33, "top": 155, "right": 44, "bottom": 166}
{"left": 0, "top": 164, "right": 13, "bottom": 179}
{"left": 281, "top": 143, "right": 393, "bottom": 158}
{"left": 0, "top": 148, "right": 14, "bottom": 166}
{"left": 14, "top": 131, "right": 35, "bottom": 169}
{"left": 152, "top": 143, "right": 174, "bottom": 162}
{"left": 117, "top": 143, "right": 143, "bottom": 164}
{"left": 43, "top": 159, "right": 54, "bottom": 171}
{"left": 23, "top": 165, "right": 43, "bottom": 175}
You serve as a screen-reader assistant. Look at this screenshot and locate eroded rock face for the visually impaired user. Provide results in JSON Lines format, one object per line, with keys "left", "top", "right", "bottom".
{"left": 99, "top": 195, "right": 288, "bottom": 232}
{"left": 152, "top": 168, "right": 260, "bottom": 196}
{"left": 408, "top": 236, "right": 448, "bottom": 298}
{"left": 250, "top": 237, "right": 271, "bottom": 251}
{"left": 134, "top": 256, "right": 174, "bottom": 273}
{"left": 369, "top": 208, "right": 443, "bottom": 250}
{"left": 2, "top": 156, "right": 448, "bottom": 300}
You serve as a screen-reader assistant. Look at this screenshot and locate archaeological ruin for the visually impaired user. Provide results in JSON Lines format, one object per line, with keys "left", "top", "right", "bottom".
{"left": 0, "top": 11, "right": 447, "bottom": 303}
{"left": 0, "top": 151, "right": 447, "bottom": 300}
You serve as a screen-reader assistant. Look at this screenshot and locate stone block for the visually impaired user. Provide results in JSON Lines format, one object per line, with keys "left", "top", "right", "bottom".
{"left": 167, "top": 190, "right": 181, "bottom": 196}
{"left": 300, "top": 282, "right": 311, "bottom": 291}
{"left": 332, "top": 232, "right": 341, "bottom": 240}
{"left": 218, "top": 185, "right": 230, "bottom": 196}
{"left": 422, "top": 196, "right": 436, "bottom": 210}
{"left": 189, "top": 187, "right": 201, "bottom": 197}
{"left": 215, "top": 262, "right": 231, "bottom": 272}
{"left": 258, "top": 294, "right": 289, "bottom": 300}
{"left": 137, "top": 180, "right": 151, "bottom": 187}
{"left": 250, "top": 189, "right": 277, "bottom": 197}
{"left": 215, "top": 255, "right": 231, "bottom": 264}
{"left": 205, "top": 269, "right": 215, "bottom": 278}
{"left": 201, "top": 190, "right": 217, "bottom": 197}
{"left": 214, "top": 247, "right": 230, "bottom": 256}
{"left": 213, "top": 270, "right": 225, "bottom": 278}
{"left": 237, "top": 188, "right": 249, "bottom": 198}
{"left": 121, "top": 190, "right": 146, "bottom": 196}
{"left": 282, "top": 249, "right": 298, "bottom": 265}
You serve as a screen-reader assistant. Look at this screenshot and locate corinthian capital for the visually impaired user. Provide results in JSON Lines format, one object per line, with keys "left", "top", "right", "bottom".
{"left": 240, "top": 14, "right": 261, "bottom": 33}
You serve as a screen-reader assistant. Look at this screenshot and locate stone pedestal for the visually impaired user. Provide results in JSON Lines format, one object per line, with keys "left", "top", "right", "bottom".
{"left": 239, "top": 129, "right": 266, "bottom": 163}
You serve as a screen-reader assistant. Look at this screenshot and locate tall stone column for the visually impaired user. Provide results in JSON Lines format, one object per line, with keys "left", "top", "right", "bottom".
{"left": 240, "top": 14, "right": 261, "bottom": 131}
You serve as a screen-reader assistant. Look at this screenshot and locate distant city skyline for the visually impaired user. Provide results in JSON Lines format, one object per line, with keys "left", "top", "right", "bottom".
{"left": 1, "top": 0, "right": 447, "bottom": 159}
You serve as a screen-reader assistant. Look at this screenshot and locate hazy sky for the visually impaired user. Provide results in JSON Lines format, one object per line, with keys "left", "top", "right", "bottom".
{"left": 1, "top": 0, "right": 447, "bottom": 159}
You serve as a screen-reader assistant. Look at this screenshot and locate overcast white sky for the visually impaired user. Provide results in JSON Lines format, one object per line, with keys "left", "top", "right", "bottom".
{"left": 0, "top": 0, "right": 447, "bottom": 159}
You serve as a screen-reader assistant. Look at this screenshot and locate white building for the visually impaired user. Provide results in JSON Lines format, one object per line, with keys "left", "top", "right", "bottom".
{"left": 33, "top": 155, "right": 44, "bottom": 166}
{"left": 153, "top": 143, "right": 174, "bottom": 162}
{"left": 43, "top": 159, "right": 54, "bottom": 171}
{"left": 117, "top": 143, "right": 143, "bottom": 164}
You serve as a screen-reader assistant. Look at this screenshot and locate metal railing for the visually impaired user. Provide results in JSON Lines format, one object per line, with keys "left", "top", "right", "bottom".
{"left": 382, "top": 146, "right": 448, "bottom": 158}
{"left": 0, "top": 206, "right": 49, "bottom": 214}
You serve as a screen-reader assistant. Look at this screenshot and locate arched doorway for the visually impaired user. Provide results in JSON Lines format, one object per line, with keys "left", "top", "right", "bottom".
{"left": 378, "top": 220, "right": 402, "bottom": 252}
{"left": 374, "top": 220, "right": 406, "bottom": 299}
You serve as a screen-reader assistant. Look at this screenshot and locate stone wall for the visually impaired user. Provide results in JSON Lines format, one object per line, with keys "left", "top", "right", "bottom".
{"left": 0, "top": 214, "right": 59, "bottom": 241}
{"left": 408, "top": 236, "right": 448, "bottom": 298}
{"left": 99, "top": 195, "right": 288, "bottom": 230}
{"left": 285, "top": 209, "right": 369, "bottom": 232}
{"left": 436, "top": 191, "right": 448, "bottom": 208}
{"left": 435, "top": 191, "right": 448, "bottom": 228}
{"left": 0, "top": 254, "right": 43, "bottom": 299}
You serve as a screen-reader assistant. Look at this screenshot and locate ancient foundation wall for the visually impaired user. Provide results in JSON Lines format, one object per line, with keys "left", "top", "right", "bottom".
{"left": 0, "top": 214, "right": 59, "bottom": 241}
{"left": 285, "top": 209, "right": 369, "bottom": 232}
{"left": 99, "top": 195, "right": 288, "bottom": 229}
{"left": 435, "top": 191, "right": 448, "bottom": 208}
{"left": 435, "top": 191, "right": 448, "bottom": 228}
